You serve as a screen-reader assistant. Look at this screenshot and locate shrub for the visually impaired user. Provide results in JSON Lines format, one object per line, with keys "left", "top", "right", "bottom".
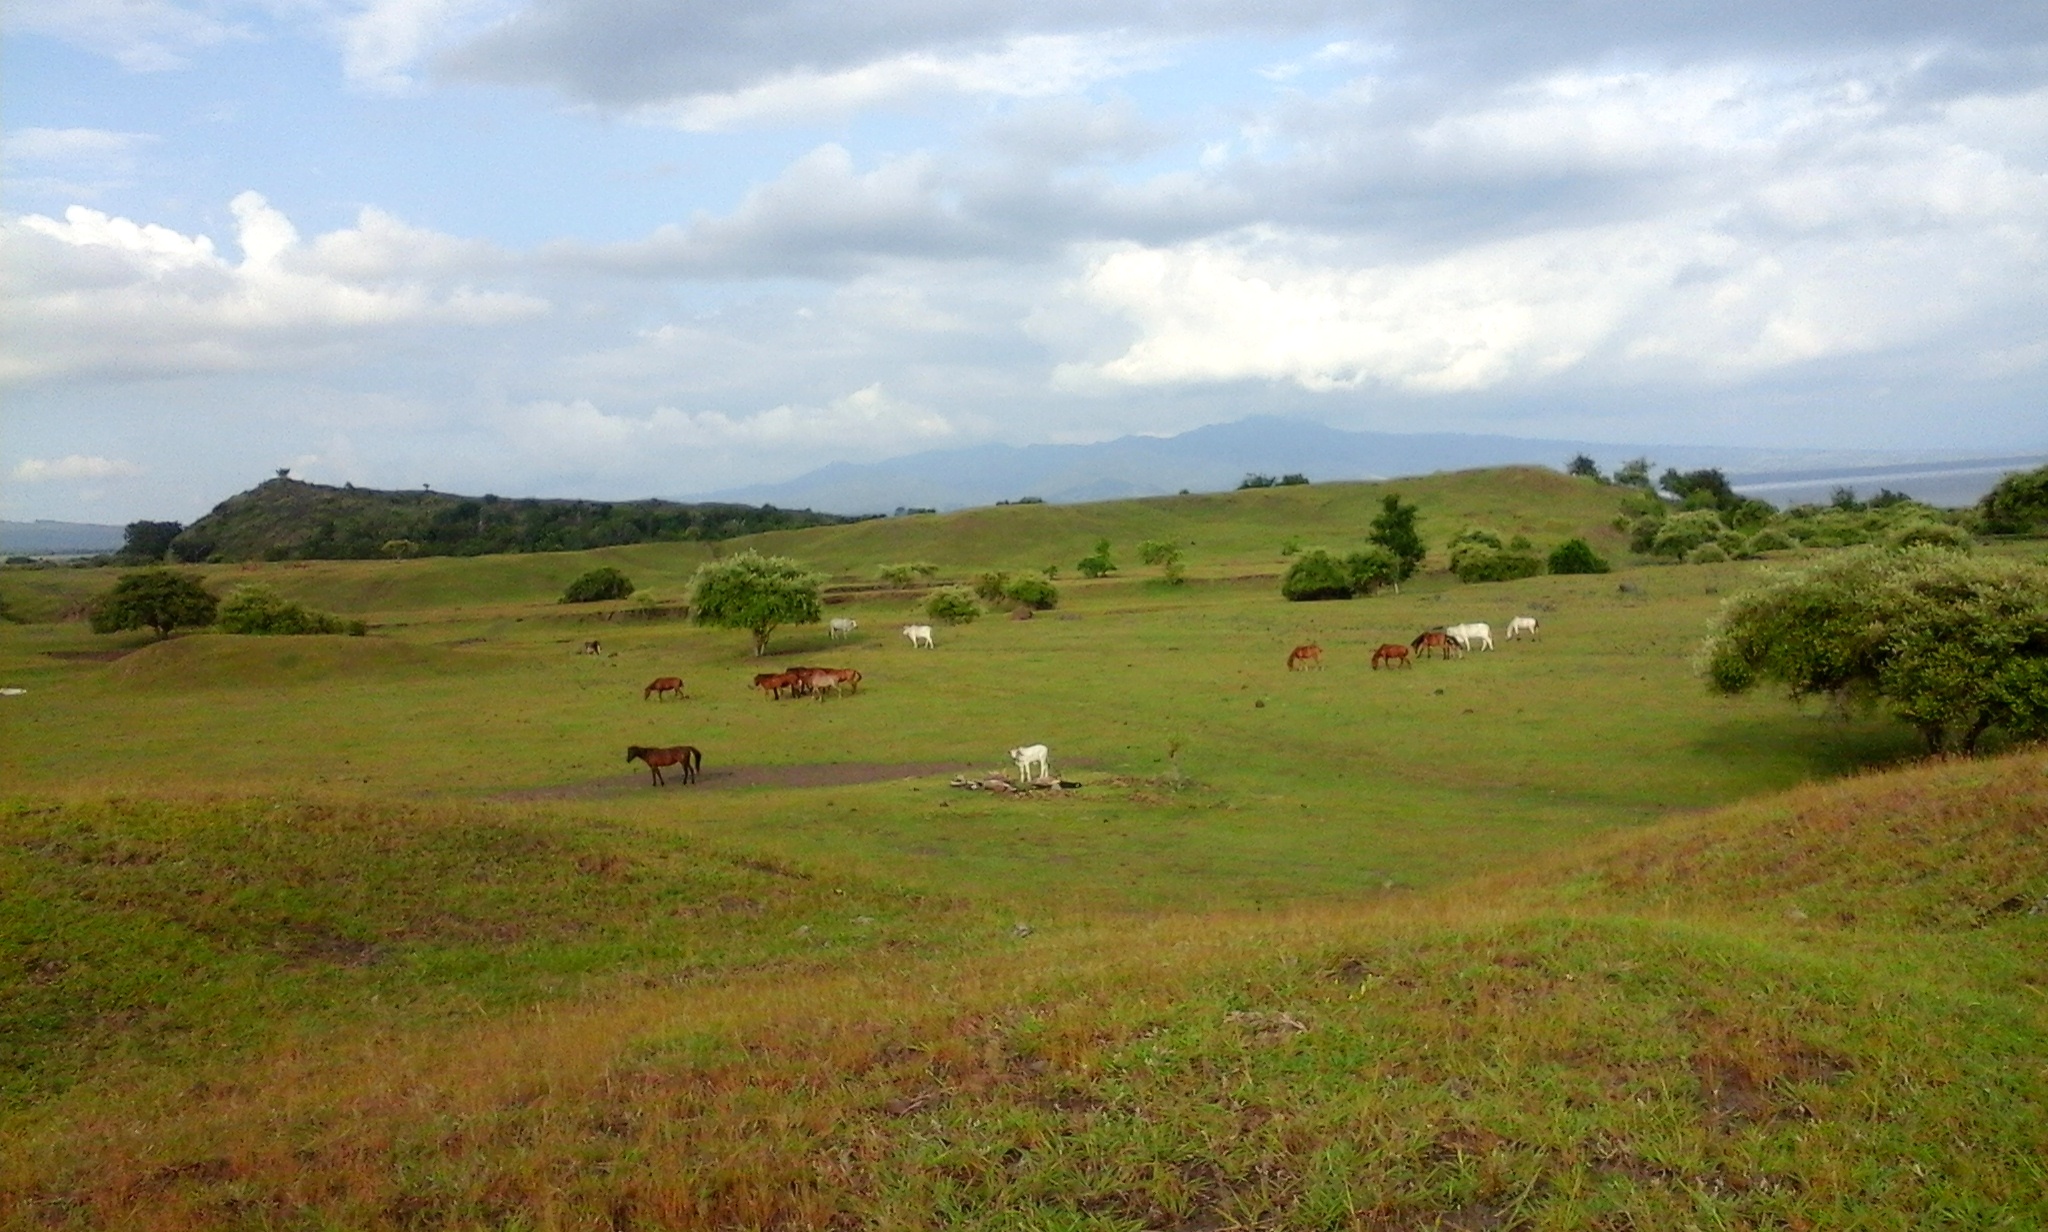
{"left": 1453, "top": 547, "right": 1545, "bottom": 583}
{"left": 1748, "top": 528, "right": 1794, "bottom": 552}
{"left": 1138, "top": 540, "right": 1184, "bottom": 584}
{"left": 1279, "top": 536, "right": 1302, "bottom": 557}
{"left": 1006, "top": 573, "right": 1060, "bottom": 610}
{"left": 1650, "top": 510, "right": 1727, "bottom": 558}
{"left": 876, "top": 562, "right": 939, "bottom": 587}
{"left": 925, "top": 587, "right": 981, "bottom": 624}
{"left": 1978, "top": 463, "right": 2048, "bottom": 534}
{"left": 88, "top": 570, "right": 218, "bottom": 639}
{"left": 1281, "top": 550, "right": 1354, "bottom": 601}
{"left": 1688, "top": 544, "right": 1729, "bottom": 564}
{"left": 1343, "top": 545, "right": 1401, "bottom": 594}
{"left": 560, "top": 567, "right": 636, "bottom": 604}
{"left": 1076, "top": 539, "right": 1117, "bottom": 578}
{"left": 1547, "top": 538, "right": 1611, "bottom": 575}
{"left": 218, "top": 584, "right": 357, "bottom": 635}
{"left": 972, "top": 571, "right": 1011, "bottom": 603}
{"left": 1890, "top": 521, "right": 1972, "bottom": 551}
{"left": 688, "top": 551, "right": 824, "bottom": 655}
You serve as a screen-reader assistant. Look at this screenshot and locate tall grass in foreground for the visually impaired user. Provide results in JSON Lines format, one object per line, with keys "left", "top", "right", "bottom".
{"left": 5, "top": 753, "right": 2043, "bottom": 1229}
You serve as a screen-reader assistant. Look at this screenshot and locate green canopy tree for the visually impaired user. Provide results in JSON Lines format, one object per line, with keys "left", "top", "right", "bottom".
{"left": 119, "top": 520, "right": 184, "bottom": 563}
{"left": 1978, "top": 463, "right": 2048, "bottom": 534}
{"left": 1702, "top": 547, "right": 2048, "bottom": 754}
{"left": 687, "top": 550, "right": 824, "bottom": 655}
{"left": 1368, "top": 493, "right": 1426, "bottom": 580}
{"left": 89, "top": 569, "right": 218, "bottom": 639}
{"left": 1137, "top": 539, "right": 1184, "bottom": 584}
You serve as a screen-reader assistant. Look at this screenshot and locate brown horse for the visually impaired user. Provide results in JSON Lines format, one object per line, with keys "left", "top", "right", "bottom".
{"left": 627, "top": 744, "right": 701, "bottom": 785}
{"left": 1286, "top": 643, "right": 1324, "bottom": 670}
{"left": 754, "top": 671, "right": 800, "bottom": 699}
{"left": 1371, "top": 643, "right": 1412, "bottom": 669}
{"left": 1409, "top": 629, "right": 1457, "bottom": 660}
{"left": 643, "top": 676, "right": 685, "bottom": 700}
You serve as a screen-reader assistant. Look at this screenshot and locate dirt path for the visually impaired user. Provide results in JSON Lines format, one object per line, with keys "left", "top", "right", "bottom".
{"left": 497, "top": 760, "right": 967, "bottom": 800}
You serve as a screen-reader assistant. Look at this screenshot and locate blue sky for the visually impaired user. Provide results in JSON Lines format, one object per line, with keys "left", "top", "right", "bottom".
{"left": 4, "top": 0, "right": 2045, "bottom": 522}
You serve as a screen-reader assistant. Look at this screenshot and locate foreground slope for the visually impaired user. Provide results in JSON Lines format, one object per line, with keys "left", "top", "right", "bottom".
{"left": 5, "top": 752, "right": 2043, "bottom": 1229}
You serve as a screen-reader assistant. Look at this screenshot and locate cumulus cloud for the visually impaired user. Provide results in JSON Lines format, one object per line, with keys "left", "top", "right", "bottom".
{"left": 12, "top": 455, "right": 144, "bottom": 481}
{"left": 2, "top": 192, "right": 546, "bottom": 383}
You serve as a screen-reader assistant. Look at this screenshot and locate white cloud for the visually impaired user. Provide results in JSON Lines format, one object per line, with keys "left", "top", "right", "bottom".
{"left": 3, "top": 193, "right": 546, "bottom": 383}
{"left": 332, "top": 0, "right": 522, "bottom": 91}
{"left": 506, "top": 385, "right": 954, "bottom": 471}
{"left": 12, "top": 455, "right": 144, "bottom": 481}
{"left": 3, "top": 127, "right": 158, "bottom": 165}
{"left": 7, "top": 0, "right": 249, "bottom": 70}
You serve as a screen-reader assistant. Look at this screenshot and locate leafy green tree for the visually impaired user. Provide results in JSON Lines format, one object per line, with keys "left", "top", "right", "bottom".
{"left": 88, "top": 569, "right": 218, "bottom": 639}
{"left": 1343, "top": 545, "right": 1401, "bottom": 594}
{"left": 560, "top": 566, "right": 636, "bottom": 603}
{"left": 1238, "top": 474, "right": 1278, "bottom": 489}
{"left": 1281, "top": 549, "right": 1354, "bottom": 601}
{"left": 1978, "top": 464, "right": 2048, "bottom": 534}
{"left": 119, "top": 521, "right": 184, "bottom": 563}
{"left": 1137, "top": 539, "right": 1184, "bottom": 584}
{"left": 972, "top": 571, "right": 1011, "bottom": 603}
{"left": 1547, "top": 538, "right": 1611, "bottom": 574}
{"left": 1278, "top": 473, "right": 1309, "bottom": 486}
{"left": 688, "top": 550, "right": 824, "bottom": 655}
{"left": 1612, "top": 457, "right": 1655, "bottom": 490}
{"left": 218, "top": 584, "right": 360, "bottom": 635}
{"left": 1368, "top": 494, "right": 1426, "bottom": 580}
{"left": 1566, "top": 454, "right": 1603, "bottom": 480}
{"left": 1650, "top": 510, "right": 1727, "bottom": 558}
{"left": 925, "top": 586, "right": 981, "bottom": 624}
{"left": 1006, "top": 573, "right": 1060, "bottom": 610}
{"left": 1702, "top": 547, "right": 2048, "bottom": 754}
{"left": 1076, "top": 538, "right": 1117, "bottom": 578}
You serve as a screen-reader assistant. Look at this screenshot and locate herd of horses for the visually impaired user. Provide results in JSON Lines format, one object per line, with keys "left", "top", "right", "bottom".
{"left": 1289, "top": 615, "right": 1540, "bottom": 674}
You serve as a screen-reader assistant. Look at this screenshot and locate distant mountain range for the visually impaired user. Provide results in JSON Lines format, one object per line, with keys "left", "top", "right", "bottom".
{"left": 0, "top": 520, "right": 125, "bottom": 555}
{"left": 694, "top": 417, "right": 2044, "bottom": 514}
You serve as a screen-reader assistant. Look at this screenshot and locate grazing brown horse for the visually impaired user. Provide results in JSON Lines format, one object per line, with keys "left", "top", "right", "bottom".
{"left": 1371, "top": 643, "right": 1412, "bottom": 669}
{"left": 627, "top": 744, "right": 701, "bottom": 786}
{"left": 1286, "top": 643, "right": 1324, "bottom": 670}
{"left": 643, "top": 676, "right": 685, "bottom": 700}
{"left": 1409, "top": 629, "right": 1457, "bottom": 660}
{"left": 754, "top": 671, "right": 800, "bottom": 699}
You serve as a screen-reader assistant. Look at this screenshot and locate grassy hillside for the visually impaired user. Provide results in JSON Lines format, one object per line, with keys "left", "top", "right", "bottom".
{"left": 3, "top": 754, "right": 2041, "bottom": 1228}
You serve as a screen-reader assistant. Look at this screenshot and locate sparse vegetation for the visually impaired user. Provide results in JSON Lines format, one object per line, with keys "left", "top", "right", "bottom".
{"left": 1137, "top": 539, "right": 1184, "bottom": 584}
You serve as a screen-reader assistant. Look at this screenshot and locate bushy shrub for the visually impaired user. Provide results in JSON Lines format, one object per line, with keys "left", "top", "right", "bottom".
{"left": 925, "top": 586, "right": 981, "bottom": 624}
{"left": 1137, "top": 539, "right": 1184, "bottom": 584}
{"left": 877, "top": 562, "right": 940, "bottom": 587}
{"left": 1547, "top": 538, "right": 1611, "bottom": 575}
{"left": 1688, "top": 543, "right": 1730, "bottom": 564}
{"left": 1715, "top": 531, "right": 1750, "bottom": 557}
{"left": 217, "top": 584, "right": 363, "bottom": 635}
{"left": 1076, "top": 539, "right": 1117, "bottom": 578}
{"left": 1452, "top": 547, "right": 1545, "bottom": 583}
{"left": 560, "top": 567, "right": 635, "bottom": 603}
{"left": 1748, "top": 528, "right": 1794, "bottom": 552}
{"left": 972, "top": 571, "right": 1011, "bottom": 603}
{"left": 1006, "top": 573, "right": 1060, "bottom": 610}
{"left": 1343, "top": 545, "right": 1401, "bottom": 594}
{"left": 1889, "top": 521, "right": 1972, "bottom": 551}
{"left": 1978, "top": 463, "right": 2048, "bottom": 534}
{"left": 1281, "top": 550, "right": 1354, "bottom": 601}
{"left": 1651, "top": 510, "right": 1727, "bottom": 558}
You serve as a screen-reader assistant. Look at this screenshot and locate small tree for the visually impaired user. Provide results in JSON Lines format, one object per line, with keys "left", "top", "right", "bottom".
{"left": 1702, "top": 547, "right": 2048, "bottom": 754}
{"left": 1006, "top": 573, "right": 1060, "bottom": 610}
{"left": 560, "top": 567, "right": 636, "bottom": 603}
{"left": 1978, "top": 464, "right": 2048, "bottom": 534}
{"left": 119, "top": 520, "right": 184, "bottom": 564}
{"left": 926, "top": 586, "right": 981, "bottom": 624}
{"left": 973, "top": 570, "right": 1011, "bottom": 603}
{"left": 1547, "top": 538, "right": 1611, "bottom": 574}
{"left": 1281, "top": 550, "right": 1354, "bottom": 601}
{"left": 1368, "top": 494, "right": 1426, "bottom": 580}
{"left": 1612, "top": 457, "right": 1655, "bottom": 490}
{"left": 1076, "top": 538, "right": 1117, "bottom": 578}
{"left": 381, "top": 538, "right": 421, "bottom": 559}
{"left": 1278, "top": 473, "right": 1309, "bottom": 486}
{"left": 1566, "top": 454, "right": 1603, "bottom": 481}
{"left": 688, "top": 550, "right": 824, "bottom": 655}
{"left": 89, "top": 570, "right": 218, "bottom": 639}
{"left": 1651, "top": 510, "right": 1727, "bottom": 558}
{"left": 1137, "top": 539, "right": 1184, "bottom": 584}
{"left": 1343, "top": 545, "right": 1401, "bottom": 594}
{"left": 1238, "top": 474, "right": 1278, "bottom": 489}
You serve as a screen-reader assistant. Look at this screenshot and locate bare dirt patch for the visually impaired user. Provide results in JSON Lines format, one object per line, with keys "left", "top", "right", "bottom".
{"left": 499, "top": 761, "right": 965, "bottom": 800}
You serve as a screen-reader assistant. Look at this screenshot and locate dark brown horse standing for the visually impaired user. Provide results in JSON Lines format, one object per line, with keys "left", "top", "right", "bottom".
{"left": 1371, "top": 643, "right": 1412, "bottom": 669}
{"left": 643, "top": 676, "right": 685, "bottom": 700}
{"left": 627, "top": 744, "right": 702, "bottom": 786}
{"left": 1410, "top": 629, "right": 1457, "bottom": 660}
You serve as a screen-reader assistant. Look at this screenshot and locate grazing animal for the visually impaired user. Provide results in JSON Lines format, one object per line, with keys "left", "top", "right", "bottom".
{"left": 1009, "top": 743, "right": 1052, "bottom": 784}
{"left": 580, "top": 639, "right": 601, "bottom": 655}
{"left": 798, "top": 666, "right": 861, "bottom": 700}
{"left": 754, "top": 671, "right": 801, "bottom": 699}
{"left": 1287, "top": 643, "right": 1324, "bottom": 671}
{"left": 643, "top": 676, "right": 685, "bottom": 701}
{"left": 1446, "top": 622, "right": 1494, "bottom": 652}
{"left": 1506, "top": 616, "right": 1540, "bottom": 641}
{"left": 902, "top": 624, "right": 935, "bottom": 648}
{"left": 1371, "top": 643, "right": 1412, "bottom": 670}
{"left": 1410, "top": 628, "right": 1457, "bottom": 659}
{"left": 829, "top": 617, "right": 858, "bottom": 640}
{"left": 627, "top": 744, "right": 701, "bottom": 786}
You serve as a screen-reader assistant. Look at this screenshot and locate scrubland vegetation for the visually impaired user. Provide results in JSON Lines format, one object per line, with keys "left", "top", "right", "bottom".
{"left": 3, "top": 465, "right": 2044, "bottom": 1228}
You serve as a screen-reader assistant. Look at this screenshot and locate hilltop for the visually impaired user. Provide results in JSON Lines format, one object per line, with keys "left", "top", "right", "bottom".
{"left": 165, "top": 476, "right": 861, "bottom": 563}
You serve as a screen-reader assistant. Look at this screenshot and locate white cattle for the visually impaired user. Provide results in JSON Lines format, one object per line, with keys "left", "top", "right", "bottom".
{"left": 829, "top": 617, "right": 858, "bottom": 640}
{"left": 1009, "top": 743, "right": 1052, "bottom": 783}
{"left": 902, "top": 624, "right": 935, "bottom": 648}
{"left": 1446, "top": 622, "right": 1494, "bottom": 652}
{"left": 1506, "top": 616, "right": 1540, "bottom": 641}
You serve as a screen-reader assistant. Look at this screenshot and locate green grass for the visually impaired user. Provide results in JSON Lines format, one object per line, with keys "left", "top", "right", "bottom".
{"left": 2, "top": 471, "right": 2044, "bottom": 1228}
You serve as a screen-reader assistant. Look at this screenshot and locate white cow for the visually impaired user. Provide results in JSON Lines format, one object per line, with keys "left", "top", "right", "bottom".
{"left": 1506, "top": 616, "right": 1540, "bottom": 641}
{"left": 1010, "top": 743, "right": 1051, "bottom": 783}
{"left": 1446, "top": 622, "right": 1494, "bottom": 652}
{"left": 829, "top": 617, "right": 858, "bottom": 640}
{"left": 902, "top": 624, "right": 935, "bottom": 648}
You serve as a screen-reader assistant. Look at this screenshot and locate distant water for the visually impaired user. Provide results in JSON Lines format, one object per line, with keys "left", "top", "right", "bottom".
{"left": 0, "top": 520, "right": 125, "bottom": 555}
{"left": 1728, "top": 457, "right": 2046, "bottom": 510}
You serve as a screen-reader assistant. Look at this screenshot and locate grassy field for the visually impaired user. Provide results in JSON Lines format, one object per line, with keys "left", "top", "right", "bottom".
{"left": 2, "top": 472, "right": 2043, "bottom": 1228}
